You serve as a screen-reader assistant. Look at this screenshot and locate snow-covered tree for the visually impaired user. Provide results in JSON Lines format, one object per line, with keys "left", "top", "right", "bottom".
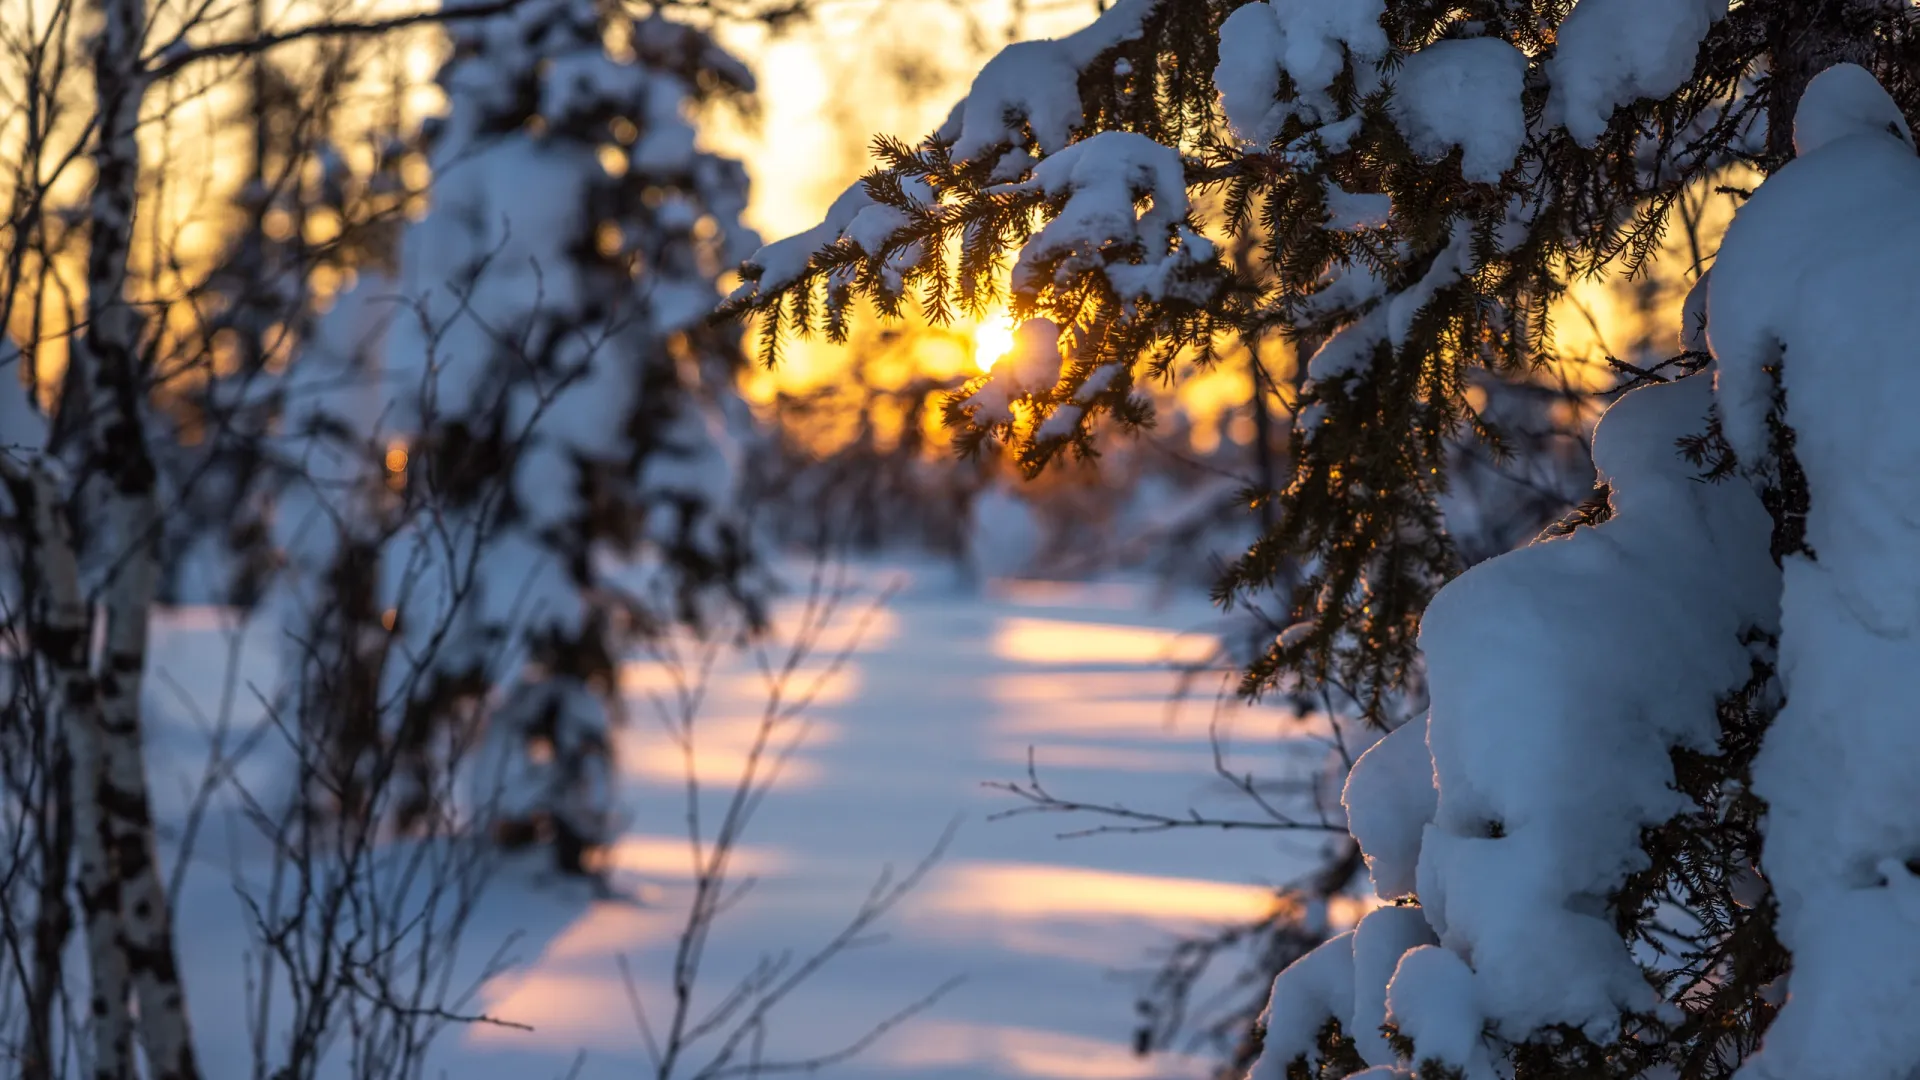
{"left": 1243, "top": 65, "right": 1920, "bottom": 1080}
{"left": 726, "top": 0, "right": 1920, "bottom": 715}
{"left": 326, "top": 0, "right": 767, "bottom": 866}
{"left": 729, "top": 1, "right": 1920, "bottom": 1076}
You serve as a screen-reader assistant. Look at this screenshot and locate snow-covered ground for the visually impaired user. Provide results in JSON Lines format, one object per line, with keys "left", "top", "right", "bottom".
{"left": 144, "top": 563, "right": 1342, "bottom": 1079}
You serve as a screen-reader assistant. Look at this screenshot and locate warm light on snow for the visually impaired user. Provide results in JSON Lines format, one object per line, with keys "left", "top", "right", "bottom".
{"left": 990, "top": 615, "right": 1219, "bottom": 666}
{"left": 145, "top": 575, "right": 1331, "bottom": 1076}
{"left": 972, "top": 310, "right": 1019, "bottom": 371}
{"left": 921, "top": 861, "right": 1276, "bottom": 922}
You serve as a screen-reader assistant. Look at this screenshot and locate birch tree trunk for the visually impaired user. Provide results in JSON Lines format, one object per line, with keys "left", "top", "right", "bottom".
{"left": 73, "top": 0, "right": 204, "bottom": 1072}
{"left": 22, "top": 725, "right": 74, "bottom": 1080}
{"left": 0, "top": 458, "right": 130, "bottom": 1080}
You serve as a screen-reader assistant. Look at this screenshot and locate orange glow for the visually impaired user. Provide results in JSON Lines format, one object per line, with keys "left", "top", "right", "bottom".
{"left": 598, "top": 833, "right": 788, "bottom": 878}
{"left": 469, "top": 903, "right": 678, "bottom": 1045}
{"left": 985, "top": 664, "right": 1224, "bottom": 740}
{"left": 608, "top": 713, "right": 839, "bottom": 788}
{"left": 595, "top": 221, "right": 625, "bottom": 257}
{"left": 921, "top": 861, "right": 1280, "bottom": 923}
{"left": 383, "top": 439, "right": 409, "bottom": 475}
{"left": 597, "top": 143, "right": 629, "bottom": 178}
{"left": 505, "top": 905, "right": 666, "bottom": 966}
{"left": 988, "top": 669, "right": 1192, "bottom": 702}
{"left": 618, "top": 659, "right": 866, "bottom": 708}
{"left": 1330, "top": 891, "right": 1386, "bottom": 928}
{"left": 972, "top": 309, "right": 1019, "bottom": 371}
{"left": 991, "top": 616, "right": 1218, "bottom": 667}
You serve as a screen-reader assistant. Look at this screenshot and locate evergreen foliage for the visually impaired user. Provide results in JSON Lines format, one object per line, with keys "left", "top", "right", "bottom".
{"left": 721, "top": 0, "right": 1920, "bottom": 719}
{"left": 723, "top": 1, "right": 1920, "bottom": 1077}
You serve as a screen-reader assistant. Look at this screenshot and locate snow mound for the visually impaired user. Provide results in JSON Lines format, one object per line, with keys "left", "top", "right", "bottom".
{"left": 1350, "top": 906, "right": 1438, "bottom": 1067}
{"left": 1408, "top": 374, "right": 1776, "bottom": 1049}
{"left": 1212, "top": 0, "right": 1388, "bottom": 145}
{"left": 1792, "top": 60, "right": 1913, "bottom": 157}
{"left": 1705, "top": 62, "right": 1920, "bottom": 1080}
{"left": 1243, "top": 907, "right": 1447, "bottom": 1078}
{"left": 941, "top": 0, "right": 1154, "bottom": 164}
{"left": 1384, "top": 945, "right": 1492, "bottom": 1077}
{"left": 1247, "top": 931, "right": 1355, "bottom": 1080}
{"left": 1546, "top": 0, "right": 1727, "bottom": 146}
{"left": 1343, "top": 716, "right": 1436, "bottom": 902}
{"left": 1389, "top": 38, "right": 1528, "bottom": 184}
{"left": 1263, "top": 373, "right": 1777, "bottom": 1073}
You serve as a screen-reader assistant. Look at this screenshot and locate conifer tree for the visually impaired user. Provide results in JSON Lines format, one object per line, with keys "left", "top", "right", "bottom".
{"left": 725, "top": 0, "right": 1917, "bottom": 713}
{"left": 312, "top": 0, "right": 767, "bottom": 868}
{"left": 727, "top": 1, "right": 1920, "bottom": 1076}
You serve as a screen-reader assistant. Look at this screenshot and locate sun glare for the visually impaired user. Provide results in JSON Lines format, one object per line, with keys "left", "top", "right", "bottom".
{"left": 972, "top": 310, "right": 1019, "bottom": 372}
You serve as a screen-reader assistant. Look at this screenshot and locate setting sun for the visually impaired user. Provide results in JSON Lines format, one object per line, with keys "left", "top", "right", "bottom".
{"left": 972, "top": 310, "right": 1019, "bottom": 372}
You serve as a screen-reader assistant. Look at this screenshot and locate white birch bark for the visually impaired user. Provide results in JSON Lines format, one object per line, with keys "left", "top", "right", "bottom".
{"left": 0, "top": 456, "right": 132, "bottom": 1080}
{"left": 71, "top": 0, "right": 203, "bottom": 1072}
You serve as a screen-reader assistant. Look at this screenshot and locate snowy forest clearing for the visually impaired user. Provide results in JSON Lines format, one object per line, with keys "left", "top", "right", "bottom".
{"left": 15, "top": 0, "right": 1920, "bottom": 1075}
{"left": 144, "top": 565, "right": 1330, "bottom": 1079}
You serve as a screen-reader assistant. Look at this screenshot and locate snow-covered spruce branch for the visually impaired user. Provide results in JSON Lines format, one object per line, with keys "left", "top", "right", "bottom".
{"left": 1235, "top": 62, "right": 1920, "bottom": 1080}
{"left": 714, "top": 2, "right": 1920, "bottom": 1077}
{"left": 719, "top": 0, "right": 1920, "bottom": 721}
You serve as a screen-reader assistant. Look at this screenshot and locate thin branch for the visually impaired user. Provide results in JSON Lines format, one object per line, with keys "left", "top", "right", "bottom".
{"left": 985, "top": 747, "right": 1345, "bottom": 839}
{"left": 144, "top": 0, "right": 537, "bottom": 79}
